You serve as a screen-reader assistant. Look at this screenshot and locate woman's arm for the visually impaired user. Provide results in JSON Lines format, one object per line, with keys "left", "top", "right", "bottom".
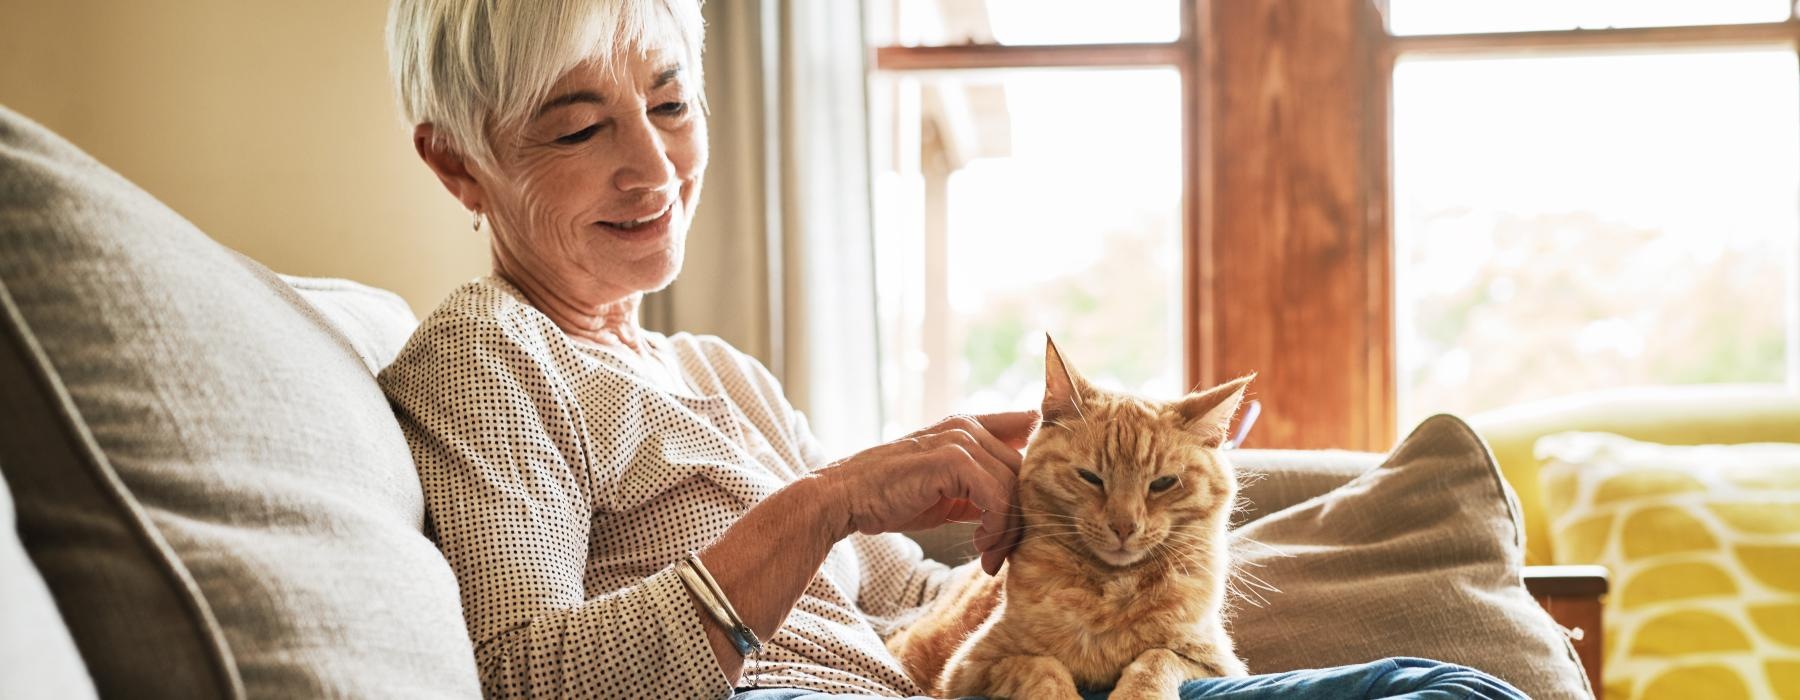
{"left": 788, "top": 408, "right": 957, "bottom": 622}
{"left": 693, "top": 412, "right": 1036, "bottom": 682}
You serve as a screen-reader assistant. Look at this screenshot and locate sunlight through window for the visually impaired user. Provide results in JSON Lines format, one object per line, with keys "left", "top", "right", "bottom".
{"left": 1393, "top": 49, "right": 1800, "bottom": 426}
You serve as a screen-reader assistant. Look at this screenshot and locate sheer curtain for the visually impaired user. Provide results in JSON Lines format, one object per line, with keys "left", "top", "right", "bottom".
{"left": 644, "top": 0, "right": 883, "bottom": 456}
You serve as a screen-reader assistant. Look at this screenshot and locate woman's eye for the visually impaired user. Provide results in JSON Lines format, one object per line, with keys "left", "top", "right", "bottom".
{"left": 1149, "top": 476, "right": 1178, "bottom": 493}
{"left": 1076, "top": 469, "right": 1104, "bottom": 487}
{"left": 652, "top": 101, "right": 690, "bottom": 116}
{"left": 555, "top": 124, "right": 600, "bottom": 145}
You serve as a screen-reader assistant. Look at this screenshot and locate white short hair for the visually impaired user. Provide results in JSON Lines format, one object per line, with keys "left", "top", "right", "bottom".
{"left": 387, "top": 0, "right": 705, "bottom": 169}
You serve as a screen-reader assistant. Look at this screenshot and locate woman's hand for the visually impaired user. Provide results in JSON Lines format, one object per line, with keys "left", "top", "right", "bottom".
{"left": 812, "top": 411, "right": 1038, "bottom": 575}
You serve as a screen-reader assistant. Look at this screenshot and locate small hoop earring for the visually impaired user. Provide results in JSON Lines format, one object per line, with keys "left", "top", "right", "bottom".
{"left": 472, "top": 210, "right": 485, "bottom": 233}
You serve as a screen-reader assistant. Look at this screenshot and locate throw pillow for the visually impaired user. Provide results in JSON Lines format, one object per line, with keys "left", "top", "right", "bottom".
{"left": 1228, "top": 414, "right": 1592, "bottom": 699}
{"left": 0, "top": 104, "right": 480, "bottom": 696}
{"left": 1537, "top": 432, "right": 1800, "bottom": 700}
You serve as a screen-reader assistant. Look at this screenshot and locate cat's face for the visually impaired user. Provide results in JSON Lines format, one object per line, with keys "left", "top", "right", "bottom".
{"left": 1017, "top": 339, "right": 1251, "bottom": 569}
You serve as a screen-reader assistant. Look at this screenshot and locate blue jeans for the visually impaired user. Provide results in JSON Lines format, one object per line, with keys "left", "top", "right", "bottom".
{"left": 728, "top": 657, "right": 1526, "bottom": 699}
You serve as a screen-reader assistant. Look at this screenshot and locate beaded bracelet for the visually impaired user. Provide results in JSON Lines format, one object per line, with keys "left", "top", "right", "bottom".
{"left": 676, "top": 553, "right": 764, "bottom": 688}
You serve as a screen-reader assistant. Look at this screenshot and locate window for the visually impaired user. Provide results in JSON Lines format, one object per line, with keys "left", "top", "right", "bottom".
{"left": 857, "top": 2, "right": 1800, "bottom": 449}
{"left": 1388, "top": 7, "right": 1800, "bottom": 427}
{"left": 865, "top": 1, "right": 1190, "bottom": 438}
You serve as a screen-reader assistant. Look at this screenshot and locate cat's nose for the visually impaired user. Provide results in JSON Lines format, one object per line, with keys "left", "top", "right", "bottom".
{"left": 1110, "top": 520, "right": 1140, "bottom": 544}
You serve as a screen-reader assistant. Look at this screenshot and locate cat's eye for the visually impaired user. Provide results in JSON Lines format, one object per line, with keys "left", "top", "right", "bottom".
{"left": 1149, "top": 475, "right": 1179, "bottom": 493}
{"left": 1076, "top": 469, "right": 1104, "bottom": 487}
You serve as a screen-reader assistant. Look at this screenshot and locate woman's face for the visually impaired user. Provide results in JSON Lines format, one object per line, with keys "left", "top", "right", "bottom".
{"left": 476, "top": 46, "right": 707, "bottom": 306}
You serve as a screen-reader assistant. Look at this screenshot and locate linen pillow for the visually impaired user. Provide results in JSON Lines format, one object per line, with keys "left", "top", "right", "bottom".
{"left": 1228, "top": 414, "right": 1592, "bottom": 700}
{"left": 1230, "top": 448, "right": 1380, "bottom": 525}
{"left": 1537, "top": 432, "right": 1800, "bottom": 700}
{"left": 0, "top": 105, "right": 480, "bottom": 697}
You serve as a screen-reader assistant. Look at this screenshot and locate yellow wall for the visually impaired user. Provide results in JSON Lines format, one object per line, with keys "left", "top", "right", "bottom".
{"left": 0, "top": 1, "right": 486, "bottom": 316}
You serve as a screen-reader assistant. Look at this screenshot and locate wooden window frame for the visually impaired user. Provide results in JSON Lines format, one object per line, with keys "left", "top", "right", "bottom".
{"left": 875, "top": 2, "right": 1800, "bottom": 451}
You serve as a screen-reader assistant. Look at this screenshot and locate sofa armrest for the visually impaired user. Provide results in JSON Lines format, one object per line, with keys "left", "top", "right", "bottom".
{"left": 1524, "top": 565, "right": 1608, "bottom": 698}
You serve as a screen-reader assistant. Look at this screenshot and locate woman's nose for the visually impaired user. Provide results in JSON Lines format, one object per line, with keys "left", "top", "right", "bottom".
{"left": 611, "top": 115, "right": 677, "bottom": 193}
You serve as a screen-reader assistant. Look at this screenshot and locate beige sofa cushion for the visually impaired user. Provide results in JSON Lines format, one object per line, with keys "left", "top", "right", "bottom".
{"left": 282, "top": 275, "right": 419, "bottom": 373}
{"left": 1229, "top": 415, "right": 1591, "bottom": 699}
{"left": 0, "top": 106, "right": 479, "bottom": 698}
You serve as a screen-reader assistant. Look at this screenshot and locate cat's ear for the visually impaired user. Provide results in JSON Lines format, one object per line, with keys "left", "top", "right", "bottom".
{"left": 1042, "top": 335, "right": 1088, "bottom": 426}
{"left": 1175, "top": 373, "right": 1254, "bottom": 447}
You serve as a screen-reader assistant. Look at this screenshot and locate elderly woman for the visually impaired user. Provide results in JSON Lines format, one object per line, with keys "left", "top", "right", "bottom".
{"left": 378, "top": 1, "right": 1027, "bottom": 696}
{"left": 378, "top": 2, "right": 1530, "bottom": 699}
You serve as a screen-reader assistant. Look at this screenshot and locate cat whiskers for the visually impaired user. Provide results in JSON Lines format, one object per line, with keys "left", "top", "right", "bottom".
{"left": 959, "top": 520, "right": 1083, "bottom": 552}
{"left": 1227, "top": 533, "right": 1293, "bottom": 561}
{"left": 1154, "top": 529, "right": 1282, "bottom": 609}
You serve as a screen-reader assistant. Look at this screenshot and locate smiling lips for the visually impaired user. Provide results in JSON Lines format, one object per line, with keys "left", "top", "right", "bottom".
{"left": 597, "top": 201, "right": 675, "bottom": 239}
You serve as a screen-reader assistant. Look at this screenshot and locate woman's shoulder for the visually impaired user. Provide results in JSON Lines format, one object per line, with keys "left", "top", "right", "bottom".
{"left": 379, "top": 277, "right": 575, "bottom": 390}
{"left": 396, "top": 277, "right": 563, "bottom": 349}
{"left": 411, "top": 276, "right": 546, "bottom": 335}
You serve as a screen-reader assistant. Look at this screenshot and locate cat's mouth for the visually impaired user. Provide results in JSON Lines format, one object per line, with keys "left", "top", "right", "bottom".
{"left": 1089, "top": 540, "right": 1151, "bottom": 567}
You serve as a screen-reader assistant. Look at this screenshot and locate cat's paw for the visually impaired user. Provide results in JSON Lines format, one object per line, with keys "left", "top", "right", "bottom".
{"left": 1107, "top": 682, "right": 1183, "bottom": 700}
{"left": 972, "top": 655, "right": 1084, "bottom": 700}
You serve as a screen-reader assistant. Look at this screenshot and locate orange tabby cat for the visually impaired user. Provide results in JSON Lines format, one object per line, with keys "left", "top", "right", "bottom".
{"left": 888, "top": 339, "right": 1251, "bottom": 699}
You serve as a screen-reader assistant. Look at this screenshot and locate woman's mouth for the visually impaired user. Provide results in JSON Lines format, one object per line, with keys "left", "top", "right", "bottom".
{"left": 596, "top": 202, "right": 675, "bottom": 241}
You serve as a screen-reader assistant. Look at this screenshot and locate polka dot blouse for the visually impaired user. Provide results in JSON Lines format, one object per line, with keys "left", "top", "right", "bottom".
{"left": 378, "top": 277, "right": 952, "bottom": 698}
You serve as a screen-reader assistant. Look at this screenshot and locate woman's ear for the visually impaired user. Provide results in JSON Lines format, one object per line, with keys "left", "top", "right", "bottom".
{"left": 413, "top": 123, "right": 487, "bottom": 212}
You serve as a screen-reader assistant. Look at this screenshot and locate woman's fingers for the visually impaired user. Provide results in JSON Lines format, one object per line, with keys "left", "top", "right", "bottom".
{"left": 980, "top": 541, "right": 1009, "bottom": 576}
{"left": 922, "top": 428, "right": 1017, "bottom": 500}
{"left": 826, "top": 413, "right": 1035, "bottom": 575}
{"left": 932, "top": 443, "right": 1010, "bottom": 514}
{"left": 971, "top": 410, "right": 1040, "bottom": 451}
{"left": 928, "top": 414, "right": 1033, "bottom": 574}
{"left": 942, "top": 456, "right": 1013, "bottom": 570}
{"left": 943, "top": 415, "right": 1025, "bottom": 472}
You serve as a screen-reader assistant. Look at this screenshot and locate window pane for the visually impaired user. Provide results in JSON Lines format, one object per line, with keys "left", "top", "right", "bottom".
{"left": 1388, "top": 0, "right": 1791, "bottom": 35}
{"left": 868, "top": 69, "right": 1183, "bottom": 438}
{"left": 867, "top": 0, "right": 1180, "bottom": 47}
{"left": 1393, "top": 50, "right": 1800, "bottom": 428}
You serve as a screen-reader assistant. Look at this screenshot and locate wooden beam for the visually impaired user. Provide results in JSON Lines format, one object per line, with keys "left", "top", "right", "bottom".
{"left": 1362, "top": 23, "right": 1396, "bottom": 450}
{"left": 1182, "top": 0, "right": 1208, "bottom": 392}
{"left": 1391, "top": 21, "right": 1798, "bottom": 57}
{"left": 1194, "top": 0, "right": 1393, "bottom": 451}
{"left": 874, "top": 42, "right": 1184, "bottom": 72}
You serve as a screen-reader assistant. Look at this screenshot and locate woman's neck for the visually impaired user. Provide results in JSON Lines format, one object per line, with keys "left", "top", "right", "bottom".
{"left": 492, "top": 264, "right": 648, "bottom": 354}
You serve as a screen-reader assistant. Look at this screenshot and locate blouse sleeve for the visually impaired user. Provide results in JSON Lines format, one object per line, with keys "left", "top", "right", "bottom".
{"left": 381, "top": 313, "right": 732, "bottom": 700}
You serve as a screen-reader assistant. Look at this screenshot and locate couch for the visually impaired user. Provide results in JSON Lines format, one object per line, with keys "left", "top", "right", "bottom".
{"left": 1471, "top": 385, "right": 1800, "bottom": 568}
{"left": 0, "top": 105, "right": 1597, "bottom": 699}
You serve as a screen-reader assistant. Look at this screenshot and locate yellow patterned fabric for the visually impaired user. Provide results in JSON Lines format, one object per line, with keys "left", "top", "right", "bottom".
{"left": 1537, "top": 432, "right": 1800, "bottom": 700}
